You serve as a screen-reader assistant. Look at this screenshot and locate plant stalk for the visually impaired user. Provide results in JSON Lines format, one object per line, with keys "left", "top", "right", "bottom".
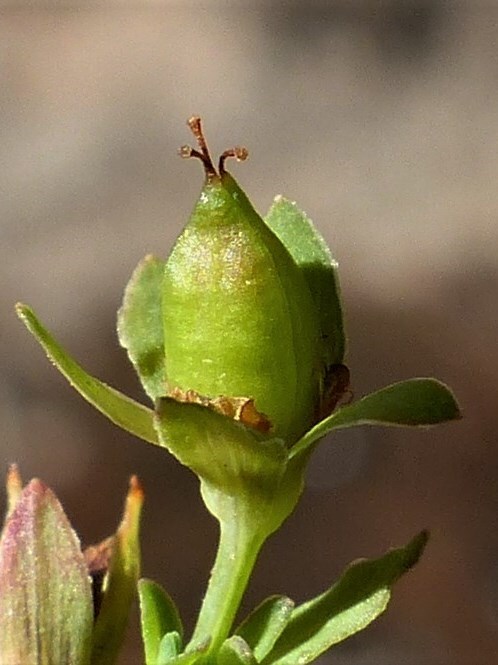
{"left": 187, "top": 511, "right": 265, "bottom": 658}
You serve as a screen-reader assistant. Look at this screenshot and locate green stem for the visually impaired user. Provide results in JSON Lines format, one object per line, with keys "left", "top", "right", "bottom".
{"left": 187, "top": 510, "right": 264, "bottom": 657}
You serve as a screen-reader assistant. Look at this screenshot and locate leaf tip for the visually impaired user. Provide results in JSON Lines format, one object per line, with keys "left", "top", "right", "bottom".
{"left": 128, "top": 474, "right": 145, "bottom": 503}
{"left": 117, "top": 475, "right": 145, "bottom": 542}
{"left": 5, "top": 464, "right": 23, "bottom": 519}
{"left": 6, "top": 464, "right": 22, "bottom": 493}
{"left": 405, "top": 529, "right": 430, "bottom": 569}
{"left": 15, "top": 303, "right": 37, "bottom": 336}
{"left": 15, "top": 301, "right": 29, "bottom": 319}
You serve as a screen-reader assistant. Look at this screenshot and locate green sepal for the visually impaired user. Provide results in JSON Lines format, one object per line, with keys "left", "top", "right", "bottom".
{"left": 154, "top": 398, "right": 288, "bottom": 534}
{"left": 139, "top": 578, "right": 184, "bottom": 665}
{"left": 90, "top": 477, "right": 144, "bottom": 665}
{"left": 16, "top": 303, "right": 159, "bottom": 446}
{"left": 235, "top": 595, "right": 294, "bottom": 662}
{"left": 261, "top": 531, "right": 428, "bottom": 665}
{"left": 153, "top": 398, "right": 312, "bottom": 551}
{"left": 117, "top": 255, "right": 167, "bottom": 401}
{"left": 156, "top": 631, "right": 182, "bottom": 664}
{"left": 264, "top": 196, "right": 345, "bottom": 365}
{"left": 217, "top": 636, "right": 258, "bottom": 665}
{"left": 292, "top": 378, "right": 462, "bottom": 458}
{"left": 0, "top": 479, "right": 93, "bottom": 665}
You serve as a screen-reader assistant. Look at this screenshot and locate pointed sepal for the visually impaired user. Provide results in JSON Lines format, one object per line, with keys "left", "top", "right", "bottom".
{"left": 154, "top": 398, "right": 288, "bottom": 534}
{"left": 117, "top": 255, "right": 167, "bottom": 401}
{"left": 0, "top": 479, "right": 93, "bottom": 665}
{"left": 264, "top": 195, "right": 346, "bottom": 366}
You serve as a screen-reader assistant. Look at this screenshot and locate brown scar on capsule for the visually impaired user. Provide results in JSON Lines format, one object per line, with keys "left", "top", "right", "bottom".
{"left": 237, "top": 398, "right": 271, "bottom": 433}
{"left": 168, "top": 387, "right": 271, "bottom": 434}
{"left": 179, "top": 116, "right": 248, "bottom": 182}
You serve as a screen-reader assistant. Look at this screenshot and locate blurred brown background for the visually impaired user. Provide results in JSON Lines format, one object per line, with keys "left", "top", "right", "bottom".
{"left": 1, "top": 2, "right": 497, "bottom": 663}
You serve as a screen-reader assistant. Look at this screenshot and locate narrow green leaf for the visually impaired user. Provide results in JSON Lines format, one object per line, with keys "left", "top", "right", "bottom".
{"left": 264, "top": 196, "right": 345, "bottom": 365}
{"left": 235, "top": 595, "right": 294, "bottom": 662}
{"left": 117, "top": 255, "right": 167, "bottom": 401}
{"left": 217, "top": 636, "right": 258, "bottom": 665}
{"left": 16, "top": 303, "right": 159, "bottom": 446}
{"left": 154, "top": 398, "right": 287, "bottom": 531}
{"left": 90, "top": 477, "right": 144, "bottom": 665}
{"left": 0, "top": 479, "right": 93, "bottom": 665}
{"left": 262, "top": 531, "right": 428, "bottom": 665}
{"left": 292, "top": 378, "right": 461, "bottom": 458}
{"left": 157, "top": 631, "right": 182, "bottom": 664}
{"left": 139, "top": 578, "right": 184, "bottom": 665}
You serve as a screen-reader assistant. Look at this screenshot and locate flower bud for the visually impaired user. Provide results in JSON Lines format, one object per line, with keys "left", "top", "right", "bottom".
{"left": 162, "top": 117, "right": 321, "bottom": 443}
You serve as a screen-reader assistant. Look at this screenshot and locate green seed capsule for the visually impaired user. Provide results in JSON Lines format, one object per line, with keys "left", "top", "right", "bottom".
{"left": 162, "top": 117, "right": 321, "bottom": 443}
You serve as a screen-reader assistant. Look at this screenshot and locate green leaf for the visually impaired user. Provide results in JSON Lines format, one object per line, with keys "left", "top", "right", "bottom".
{"left": 262, "top": 531, "right": 428, "bottom": 665}
{"left": 235, "top": 595, "right": 294, "bottom": 662}
{"left": 157, "top": 631, "right": 182, "bottom": 664}
{"left": 139, "top": 578, "right": 184, "bottom": 665}
{"left": 117, "top": 255, "right": 167, "bottom": 401}
{"left": 217, "top": 636, "right": 258, "bottom": 665}
{"left": 16, "top": 303, "right": 159, "bottom": 446}
{"left": 90, "top": 477, "right": 144, "bottom": 665}
{"left": 0, "top": 479, "right": 93, "bottom": 665}
{"left": 166, "top": 642, "right": 210, "bottom": 665}
{"left": 154, "top": 398, "right": 287, "bottom": 532}
{"left": 264, "top": 196, "right": 345, "bottom": 365}
{"left": 292, "top": 378, "right": 461, "bottom": 458}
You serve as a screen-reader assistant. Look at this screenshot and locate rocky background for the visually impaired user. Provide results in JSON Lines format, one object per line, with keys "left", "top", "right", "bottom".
{"left": 1, "top": 2, "right": 497, "bottom": 663}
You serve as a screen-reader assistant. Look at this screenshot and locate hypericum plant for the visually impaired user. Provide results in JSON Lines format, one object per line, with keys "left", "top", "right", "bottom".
{"left": 14, "top": 117, "right": 461, "bottom": 665}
